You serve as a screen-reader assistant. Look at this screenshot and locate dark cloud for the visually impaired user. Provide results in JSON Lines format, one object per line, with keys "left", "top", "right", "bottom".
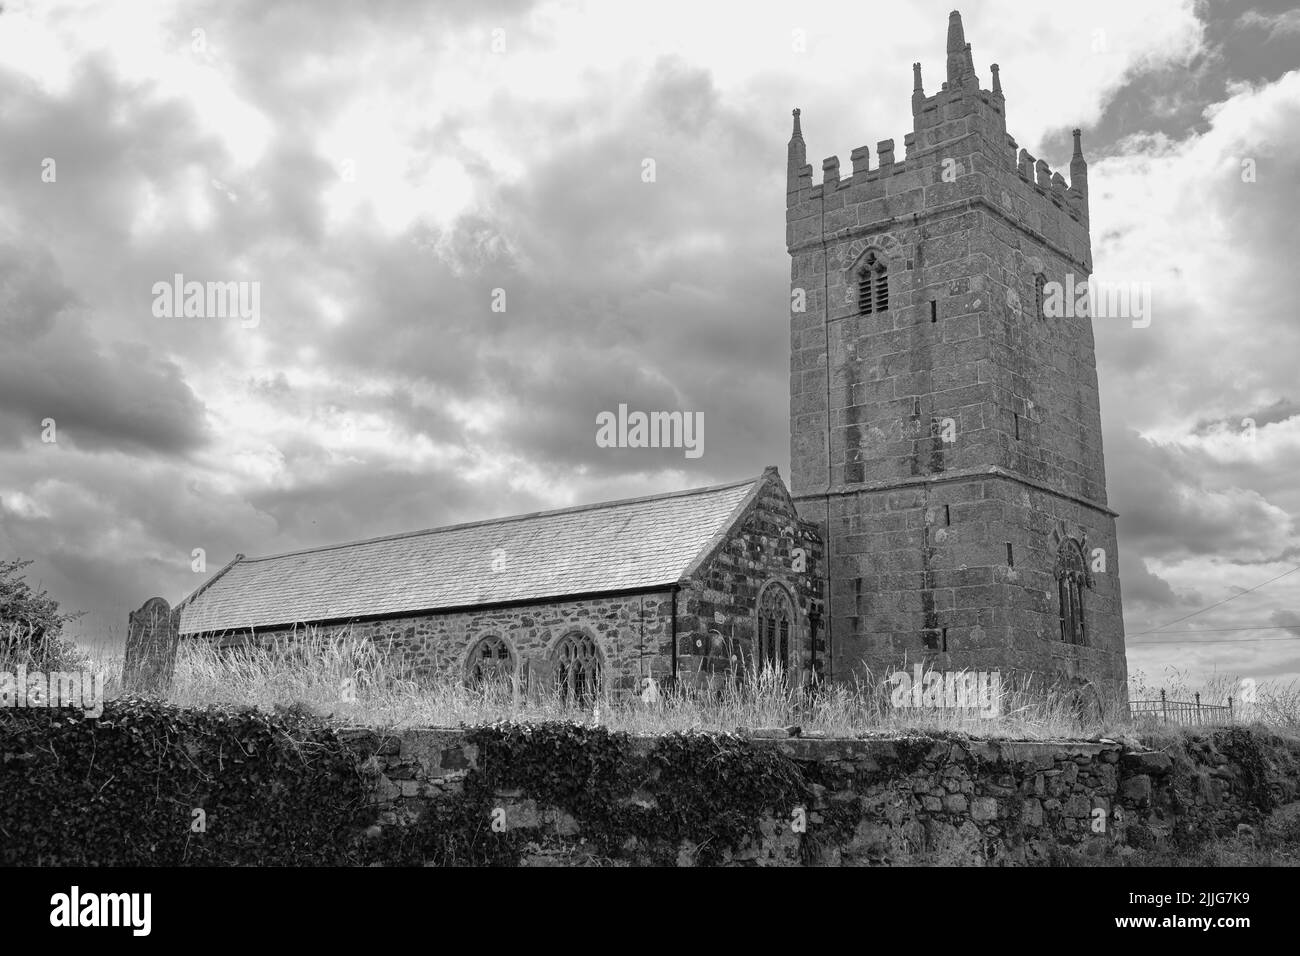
{"left": 242, "top": 458, "right": 543, "bottom": 555}
{"left": 1083, "top": 0, "right": 1298, "bottom": 151}
{"left": 423, "top": 57, "right": 790, "bottom": 479}
{"left": 1108, "top": 427, "right": 1294, "bottom": 562}
{"left": 1270, "top": 609, "right": 1300, "bottom": 637}
{"left": 1, "top": 0, "right": 1295, "bottom": 692}
{"left": 0, "top": 241, "right": 76, "bottom": 339}
{"left": 0, "top": 336, "right": 210, "bottom": 456}
{"left": 0, "top": 449, "right": 279, "bottom": 646}
{"left": 1121, "top": 556, "right": 1184, "bottom": 609}
{"left": 1191, "top": 398, "right": 1300, "bottom": 434}
{"left": 0, "top": 240, "right": 210, "bottom": 456}
{"left": 0, "top": 54, "right": 215, "bottom": 258}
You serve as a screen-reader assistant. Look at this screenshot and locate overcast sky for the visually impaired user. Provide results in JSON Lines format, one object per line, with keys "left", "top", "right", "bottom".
{"left": 1, "top": 0, "right": 1297, "bottom": 694}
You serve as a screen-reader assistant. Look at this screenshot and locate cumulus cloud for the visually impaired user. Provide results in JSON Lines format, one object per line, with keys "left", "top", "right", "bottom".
{"left": 1237, "top": 9, "right": 1300, "bottom": 41}
{"left": 0, "top": 0, "right": 1295, "bottom": 692}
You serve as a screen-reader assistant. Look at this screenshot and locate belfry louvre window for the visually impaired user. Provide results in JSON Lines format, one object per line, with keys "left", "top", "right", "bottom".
{"left": 858, "top": 252, "right": 888, "bottom": 314}
{"left": 1055, "top": 539, "right": 1091, "bottom": 646}
{"left": 756, "top": 584, "right": 795, "bottom": 671}
{"left": 1034, "top": 273, "right": 1047, "bottom": 319}
{"left": 554, "top": 632, "right": 602, "bottom": 705}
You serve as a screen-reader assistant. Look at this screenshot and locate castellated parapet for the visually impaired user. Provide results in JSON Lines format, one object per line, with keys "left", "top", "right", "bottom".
{"left": 786, "top": 21, "right": 1091, "bottom": 259}
{"left": 786, "top": 10, "right": 1127, "bottom": 700}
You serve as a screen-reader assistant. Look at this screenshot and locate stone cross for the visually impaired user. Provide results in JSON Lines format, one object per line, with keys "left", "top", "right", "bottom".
{"left": 123, "top": 597, "right": 181, "bottom": 696}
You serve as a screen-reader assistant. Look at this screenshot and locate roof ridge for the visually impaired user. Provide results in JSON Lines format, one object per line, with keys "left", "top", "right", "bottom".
{"left": 236, "top": 473, "right": 763, "bottom": 565}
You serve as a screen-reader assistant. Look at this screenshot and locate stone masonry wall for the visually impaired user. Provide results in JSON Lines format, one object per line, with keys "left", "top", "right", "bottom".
{"left": 785, "top": 16, "right": 1125, "bottom": 696}
{"left": 820, "top": 476, "right": 1124, "bottom": 689}
{"left": 344, "top": 727, "right": 1300, "bottom": 866}
{"left": 198, "top": 470, "right": 827, "bottom": 699}
{"left": 676, "top": 469, "right": 825, "bottom": 682}
{"left": 214, "top": 592, "right": 677, "bottom": 696}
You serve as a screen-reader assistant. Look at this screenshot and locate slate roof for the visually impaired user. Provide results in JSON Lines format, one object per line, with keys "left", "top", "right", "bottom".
{"left": 177, "top": 474, "right": 766, "bottom": 635}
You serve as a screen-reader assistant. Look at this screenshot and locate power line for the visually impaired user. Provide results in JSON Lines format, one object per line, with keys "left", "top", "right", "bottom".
{"left": 1129, "top": 635, "right": 1300, "bottom": 646}
{"left": 1137, "top": 625, "right": 1298, "bottom": 633}
{"left": 1129, "top": 564, "right": 1300, "bottom": 635}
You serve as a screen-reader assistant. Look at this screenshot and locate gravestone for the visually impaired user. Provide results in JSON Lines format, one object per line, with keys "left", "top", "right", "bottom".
{"left": 123, "top": 597, "right": 181, "bottom": 696}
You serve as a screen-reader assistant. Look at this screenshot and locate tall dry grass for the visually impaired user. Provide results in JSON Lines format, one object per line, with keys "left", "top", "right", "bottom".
{"left": 16, "top": 626, "right": 1295, "bottom": 739}
{"left": 0, "top": 623, "right": 94, "bottom": 673}
{"left": 160, "top": 627, "right": 1131, "bottom": 738}
{"left": 1128, "top": 665, "right": 1300, "bottom": 731}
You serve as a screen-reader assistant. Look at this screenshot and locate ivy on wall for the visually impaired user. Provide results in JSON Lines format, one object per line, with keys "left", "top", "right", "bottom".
{"left": 1212, "top": 728, "right": 1279, "bottom": 813}
{"left": 376, "top": 723, "right": 812, "bottom": 866}
{"left": 0, "top": 700, "right": 816, "bottom": 866}
{"left": 0, "top": 697, "right": 369, "bottom": 866}
{"left": 10, "top": 703, "right": 1287, "bottom": 867}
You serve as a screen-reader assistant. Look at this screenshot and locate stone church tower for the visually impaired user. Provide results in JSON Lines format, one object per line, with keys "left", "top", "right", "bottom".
{"left": 786, "top": 11, "right": 1128, "bottom": 700}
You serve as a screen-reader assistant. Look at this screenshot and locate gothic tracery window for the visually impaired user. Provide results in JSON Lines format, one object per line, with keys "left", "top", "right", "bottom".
{"left": 756, "top": 584, "right": 795, "bottom": 672}
{"left": 1055, "top": 539, "right": 1090, "bottom": 646}
{"left": 858, "top": 251, "right": 888, "bottom": 314}
{"left": 554, "top": 632, "right": 602, "bottom": 705}
{"left": 466, "top": 635, "right": 514, "bottom": 685}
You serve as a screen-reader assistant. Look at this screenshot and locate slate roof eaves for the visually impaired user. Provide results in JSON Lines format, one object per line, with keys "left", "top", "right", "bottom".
{"left": 177, "top": 474, "right": 766, "bottom": 635}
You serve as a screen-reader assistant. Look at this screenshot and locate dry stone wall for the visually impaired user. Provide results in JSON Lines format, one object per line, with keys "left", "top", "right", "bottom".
{"left": 344, "top": 726, "right": 1300, "bottom": 866}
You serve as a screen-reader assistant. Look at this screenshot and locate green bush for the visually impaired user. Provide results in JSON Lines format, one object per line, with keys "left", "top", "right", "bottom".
{"left": 0, "top": 558, "right": 83, "bottom": 669}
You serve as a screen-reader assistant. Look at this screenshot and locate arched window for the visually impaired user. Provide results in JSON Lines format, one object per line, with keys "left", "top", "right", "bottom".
{"left": 1034, "top": 273, "right": 1047, "bottom": 319}
{"left": 553, "top": 632, "right": 602, "bottom": 705}
{"left": 1055, "top": 539, "right": 1090, "bottom": 645}
{"left": 756, "top": 584, "right": 795, "bottom": 672}
{"left": 857, "top": 251, "right": 888, "bottom": 315}
{"left": 466, "top": 635, "right": 514, "bottom": 686}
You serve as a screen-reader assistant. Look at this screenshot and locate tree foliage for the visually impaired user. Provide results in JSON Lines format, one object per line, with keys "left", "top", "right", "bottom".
{"left": 0, "top": 558, "right": 83, "bottom": 666}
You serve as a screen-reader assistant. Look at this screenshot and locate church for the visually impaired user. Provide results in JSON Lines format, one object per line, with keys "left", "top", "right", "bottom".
{"left": 174, "top": 11, "right": 1129, "bottom": 703}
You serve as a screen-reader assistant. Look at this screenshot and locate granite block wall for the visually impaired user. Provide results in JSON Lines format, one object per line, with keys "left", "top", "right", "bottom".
{"left": 785, "top": 13, "right": 1125, "bottom": 696}
{"left": 344, "top": 727, "right": 1300, "bottom": 866}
